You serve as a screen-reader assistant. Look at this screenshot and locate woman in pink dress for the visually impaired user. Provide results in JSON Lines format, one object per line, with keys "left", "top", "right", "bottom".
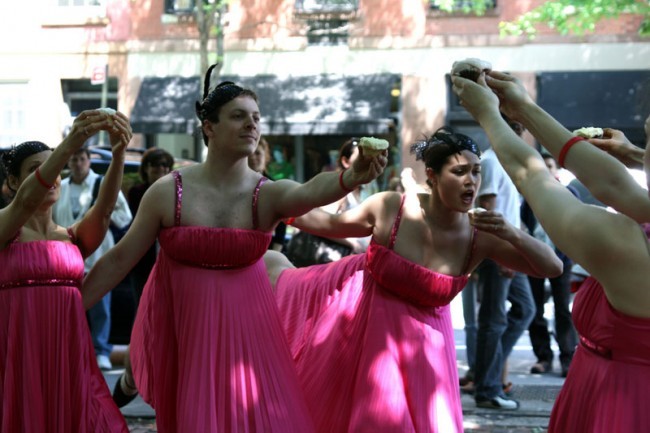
{"left": 272, "top": 127, "right": 563, "bottom": 433}
{"left": 82, "top": 64, "right": 387, "bottom": 433}
{"left": 453, "top": 68, "right": 650, "bottom": 433}
{"left": 0, "top": 110, "right": 131, "bottom": 433}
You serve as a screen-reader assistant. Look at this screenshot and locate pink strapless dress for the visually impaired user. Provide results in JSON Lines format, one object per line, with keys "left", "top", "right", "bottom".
{"left": 0, "top": 240, "right": 127, "bottom": 433}
{"left": 549, "top": 277, "right": 650, "bottom": 432}
{"left": 130, "top": 172, "right": 313, "bottom": 433}
{"left": 276, "top": 195, "right": 473, "bottom": 433}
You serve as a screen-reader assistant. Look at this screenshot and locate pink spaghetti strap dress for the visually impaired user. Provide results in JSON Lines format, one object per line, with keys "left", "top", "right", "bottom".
{"left": 0, "top": 231, "right": 128, "bottom": 433}
{"left": 276, "top": 195, "right": 475, "bottom": 433}
{"left": 130, "top": 171, "right": 313, "bottom": 433}
{"left": 548, "top": 276, "right": 650, "bottom": 432}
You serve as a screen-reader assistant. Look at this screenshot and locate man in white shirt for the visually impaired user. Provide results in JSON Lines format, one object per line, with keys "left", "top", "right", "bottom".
{"left": 53, "top": 147, "right": 132, "bottom": 371}
{"left": 472, "top": 119, "right": 535, "bottom": 410}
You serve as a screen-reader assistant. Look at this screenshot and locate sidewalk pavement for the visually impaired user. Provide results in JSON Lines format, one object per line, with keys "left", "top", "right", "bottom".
{"left": 108, "top": 295, "right": 565, "bottom": 432}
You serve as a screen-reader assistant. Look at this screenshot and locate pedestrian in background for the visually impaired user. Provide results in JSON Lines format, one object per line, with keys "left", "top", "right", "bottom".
{"left": 82, "top": 65, "right": 386, "bottom": 432}
{"left": 0, "top": 110, "right": 131, "bottom": 432}
{"left": 53, "top": 145, "right": 133, "bottom": 371}
{"left": 469, "top": 117, "right": 535, "bottom": 410}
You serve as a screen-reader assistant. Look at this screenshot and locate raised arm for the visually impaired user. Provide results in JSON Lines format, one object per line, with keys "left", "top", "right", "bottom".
{"left": 587, "top": 128, "right": 645, "bottom": 170}
{"left": 452, "top": 72, "right": 650, "bottom": 316}
{"left": 0, "top": 110, "right": 112, "bottom": 247}
{"left": 82, "top": 175, "right": 167, "bottom": 309}
{"left": 74, "top": 111, "right": 133, "bottom": 257}
{"left": 262, "top": 148, "right": 387, "bottom": 227}
{"left": 484, "top": 71, "right": 650, "bottom": 223}
{"left": 290, "top": 192, "right": 395, "bottom": 240}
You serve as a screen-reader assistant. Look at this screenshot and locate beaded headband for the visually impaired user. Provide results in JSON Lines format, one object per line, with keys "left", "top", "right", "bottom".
{"left": 1, "top": 141, "right": 51, "bottom": 177}
{"left": 195, "top": 64, "right": 244, "bottom": 121}
{"left": 410, "top": 127, "right": 481, "bottom": 161}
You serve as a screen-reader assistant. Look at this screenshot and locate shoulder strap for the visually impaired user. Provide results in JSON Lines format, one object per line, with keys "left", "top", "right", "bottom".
{"left": 388, "top": 194, "right": 407, "bottom": 250}
{"left": 9, "top": 229, "right": 21, "bottom": 244}
{"left": 173, "top": 171, "right": 183, "bottom": 226}
{"left": 89, "top": 175, "right": 103, "bottom": 208}
{"left": 66, "top": 227, "right": 77, "bottom": 244}
{"left": 252, "top": 177, "right": 268, "bottom": 230}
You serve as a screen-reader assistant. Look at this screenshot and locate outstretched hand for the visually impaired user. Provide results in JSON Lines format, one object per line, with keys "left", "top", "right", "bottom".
{"left": 483, "top": 71, "right": 534, "bottom": 121}
{"left": 451, "top": 73, "right": 500, "bottom": 123}
{"left": 108, "top": 111, "right": 133, "bottom": 155}
{"left": 588, "top": 128, "right": 644, "bottom": 170}
{"left": 67, "top": 110, "right": 113, "bottom": 150}
{"left": 452, "top": 70, "right": 537, "bottom": 126}
{"left": 350, "top": 148, "right": 388, "bottom": 186}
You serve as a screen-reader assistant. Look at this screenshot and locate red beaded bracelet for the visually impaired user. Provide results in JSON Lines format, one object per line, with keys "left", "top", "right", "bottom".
{"left": 34, "top": 167, "right": 55, "bottom": 190}
{"left": 284, "top": 217, "right": 296, "bottom": 226}
{"left": 338, "top": 168, "right": 354, "bottom": 193}
{"left": 558, "top": 136, "right": 584, "bottom": 168}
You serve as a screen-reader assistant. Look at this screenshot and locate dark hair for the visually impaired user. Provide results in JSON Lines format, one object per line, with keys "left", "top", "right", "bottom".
{"left": 540, "top": 152, "right": 555, "bottom": 161}
{"left": 337, "top": 137, "right": 360, "bottom": 170}
{"left": 139, "top": 147, "right": 174, "bottom": 184}
{"left": 73, "top": 147, "right": 91, "bottom": 158}
{"left": 258, "top": 137, "right": 272, "bottom": 163}
{"left": 501, "top": 112, "right": 525, "bottom": 136}
{"left": 195, "top": 64, "right": 259, "bottom": 146}
{"left": 1, "top": 141, "right": 52, "bottom": 180}
{"left": 410, "top": 127, "right": 481, "bottom": 177}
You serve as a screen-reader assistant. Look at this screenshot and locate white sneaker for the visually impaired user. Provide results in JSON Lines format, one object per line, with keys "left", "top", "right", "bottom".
{"left": 97, "top": 354, "right": 113, "bottom": 371}
{"left": 476, "top": 395, "right": 519, "bottom": 410}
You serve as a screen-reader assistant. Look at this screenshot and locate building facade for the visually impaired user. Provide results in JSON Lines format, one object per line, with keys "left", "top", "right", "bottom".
{"left": 1, "top": 0, "right": 648, "bottom": 184}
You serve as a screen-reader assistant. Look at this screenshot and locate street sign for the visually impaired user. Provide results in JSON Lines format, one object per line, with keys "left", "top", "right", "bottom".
{"left": 91, "top": 65, "right": 106, "bottom": 85}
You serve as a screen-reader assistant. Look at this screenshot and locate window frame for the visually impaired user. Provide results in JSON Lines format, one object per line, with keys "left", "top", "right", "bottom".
{"left": 428, "top": 0, "right": 498, "bottom": 17}
{"left": 0, "top": 82, "right": 29, "bottom": 146}
{"left": 294, "top": 0, "right": 359, "bottom": 46}
{"left": 164, "top": 0, "right": 196, "bottom": 15}
{"left": 294, "top": 0, "right": 358, "bottom": 14}
{"left": 42, "top": 0, "right": 108, "bottom": 26}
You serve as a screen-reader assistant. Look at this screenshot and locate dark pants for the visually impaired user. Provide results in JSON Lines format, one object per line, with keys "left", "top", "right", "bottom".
{"left": 474, "top": 260, "right": 535, "bottom": 401}
{"left": 528, "top": 260, "right": 577, "bottom": 367}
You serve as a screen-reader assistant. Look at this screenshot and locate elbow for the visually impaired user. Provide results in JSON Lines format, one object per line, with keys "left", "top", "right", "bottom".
{"left": 544, "top": 256, "right": 564, "bottom": 278}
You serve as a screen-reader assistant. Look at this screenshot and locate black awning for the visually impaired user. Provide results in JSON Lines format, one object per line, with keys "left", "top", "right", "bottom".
{"left": 537, "top": 71, "right": 650, "bottom": 146}
{"left": 131, "top": 73, "right": 399, "bottom": 136}
{"left": 130, "top": 76, "right": 201, "bottom": 134}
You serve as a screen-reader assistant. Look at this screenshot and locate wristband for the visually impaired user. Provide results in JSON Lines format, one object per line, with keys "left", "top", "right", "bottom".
{"left": 338, "top": 168, "right": 354, "bottom": 193}
{"left": 34, "top": 167, "right": 55, "bottom": 190}
{"left": 284, "top": 217, "right": 296, "bottom": 226}
{"left": 558, "top": 136, "right": 583, "bottom": 168}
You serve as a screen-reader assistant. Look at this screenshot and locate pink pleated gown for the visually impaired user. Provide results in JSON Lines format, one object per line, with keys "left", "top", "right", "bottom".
{"left": 276, "top": 195, "right": 475, "bottom": 433}
{"left": 548, "top": 276, "right": 650, "bottom": 432}
{"left": 130, "top": 172, "right": 314, "bottom": 433}
{"left": 0, "top": 236, "right": 128, "bottom": 433}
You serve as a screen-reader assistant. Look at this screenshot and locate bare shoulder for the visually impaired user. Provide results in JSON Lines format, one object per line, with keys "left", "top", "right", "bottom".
{"left": 138, "top": 172, "right": 178, "bottom": 225}
{"left": 369, "top": 191, "right": 406, "bottom": 238}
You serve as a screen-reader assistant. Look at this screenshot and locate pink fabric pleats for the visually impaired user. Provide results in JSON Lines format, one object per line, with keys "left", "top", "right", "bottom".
{"left": 549, "top": 277, "right": 650, "bottom": 433}
{"left": 0, "top": 241, "right": 127, "bottom": 433}
{"left": 276, "top": 240, "right": 468, "bottom": 433}
{"left": 131, "top": 227, "right": 314, "bottom": 433}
